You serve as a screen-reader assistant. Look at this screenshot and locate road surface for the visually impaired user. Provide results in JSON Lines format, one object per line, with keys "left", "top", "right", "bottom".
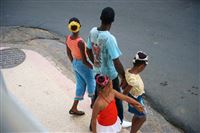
{"left": 1, "top": 0, "right": 199, "bottom": 132}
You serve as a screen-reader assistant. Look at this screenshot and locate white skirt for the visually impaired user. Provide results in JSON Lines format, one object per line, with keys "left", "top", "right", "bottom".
{"left": 97, "top": 117, "right": 122, "bottom": 133}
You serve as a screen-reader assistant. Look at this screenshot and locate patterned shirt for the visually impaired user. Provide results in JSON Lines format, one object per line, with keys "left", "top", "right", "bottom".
{"left": 87, "top": 27, "right": 122, "bottom": 80}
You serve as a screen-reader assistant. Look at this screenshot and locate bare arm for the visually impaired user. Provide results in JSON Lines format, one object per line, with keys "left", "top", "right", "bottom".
{"left": 113, "top": 58, "right": 125, "bottom": 79}
{"left": 86, "top": 48, "right": 94, "bottom": 64}
{"left": 113, "top": 90, "right": 144, "bottom": 112}
{"left": 121, "top": 78, "right": 128, "bottom": 90}
{"left": 78, "top": 41, "right": 93, "bottom": 69}
{"left": 66, "top": 44, "right": 73, "bottom": 62}
{"left": 123, "top": 84, "right": 132, "bottom": 95}
{"left": 91, "top": 100, "right": 102, "bottom": 133}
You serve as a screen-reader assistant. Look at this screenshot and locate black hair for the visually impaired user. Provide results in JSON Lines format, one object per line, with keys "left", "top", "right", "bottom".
{"left": 133, "top": 52, "right": 148, "bottom": 67}
{"left": 68, "top": 17, "right": 81, "bottom": 31}
{"left": 68, "top": 17, "right": 80, "bottom": 24}
{"left": 95, "top": 74, "right": 104, "bottom": 90}
{"left": 95, "top": 74, "right": 100, "bottom": 80}
{"left": 133, "top": 60, "right": 146, "bottom": 67}
{"left": 95, "top": 74, "right": 109, "bottom": 90}
{"left": 100, "top": 7, "right": 115, "bottom": 24}
{"left": 95, "top": 74, "right": 106, "bottom": 85}
{"left": 96, "top": 75, "right": 105, "bottom": 84}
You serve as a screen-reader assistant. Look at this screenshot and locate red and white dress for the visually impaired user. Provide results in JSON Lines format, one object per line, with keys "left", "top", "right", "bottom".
{"left": 97, "top": 94, "right": 121, "bottom": 133}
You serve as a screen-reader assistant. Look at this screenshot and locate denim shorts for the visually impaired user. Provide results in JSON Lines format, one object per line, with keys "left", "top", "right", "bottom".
{"left": 72, "top": 59, "right": 95, "bottom": 100}
{"left": 128, "top": 94, "right": 146, "bottom": 117}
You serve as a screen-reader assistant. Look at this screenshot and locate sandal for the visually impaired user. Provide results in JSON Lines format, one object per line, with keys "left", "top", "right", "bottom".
{"left": 69, "top": 109, "right": 85, "bottom": 116}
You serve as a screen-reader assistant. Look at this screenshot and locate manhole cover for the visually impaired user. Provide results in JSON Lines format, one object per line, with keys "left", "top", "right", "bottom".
{"left": 0, "top": 48, "right": 26, "bottom": 69}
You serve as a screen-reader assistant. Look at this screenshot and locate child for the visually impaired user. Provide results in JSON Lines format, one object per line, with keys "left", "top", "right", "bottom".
{"left": 122, "top": 51, "right": 148, "bottom": 133}
{"left": 66, "top": 17, "right": 95, "bottom": 115}
{"left": 91, "top": 74, "right": 144, "bottom": 133}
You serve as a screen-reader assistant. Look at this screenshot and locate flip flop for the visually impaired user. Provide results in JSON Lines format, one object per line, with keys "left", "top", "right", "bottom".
{"left": 69, "top": 110, "right": 85, "bottom": 116}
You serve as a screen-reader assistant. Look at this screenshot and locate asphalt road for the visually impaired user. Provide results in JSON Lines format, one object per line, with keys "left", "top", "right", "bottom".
{"left": 1, "top": 0, "right": 199, "bottom": 132}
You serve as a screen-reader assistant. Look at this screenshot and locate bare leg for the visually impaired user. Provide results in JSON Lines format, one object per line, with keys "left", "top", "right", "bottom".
{"left": 90, "top": 97, "right": 94, "bottom": 108}
{"left": 69, "top": 100, "right": 85, "bottom": 115}
{"left": 70, "top": 100, "right": 79, "bottom": 111}
{"left": 130, "top": 116, "right": 146, "bottom": 133}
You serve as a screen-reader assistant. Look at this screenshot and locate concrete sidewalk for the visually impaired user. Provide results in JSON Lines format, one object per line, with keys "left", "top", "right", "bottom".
{"left": 0, "top": 26, "right": 183, "bottom": 133}
{"left": 1, "top": 47, "right": 96, "bottom": 132}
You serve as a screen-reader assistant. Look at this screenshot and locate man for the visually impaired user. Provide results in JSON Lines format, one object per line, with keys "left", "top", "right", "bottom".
{"left": 87, "top": 7, "right": 131, "bottom": 128}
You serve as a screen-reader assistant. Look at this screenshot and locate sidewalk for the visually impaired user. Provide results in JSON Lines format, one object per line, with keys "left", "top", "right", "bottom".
{"left": 0, "top": 26, "right": 183, "bottom": 133}
{"left": 2, "top": 46, "right": 113, "bottom": 132}
{"left": 1, "top": 47, "right": 92, "bottom": 132}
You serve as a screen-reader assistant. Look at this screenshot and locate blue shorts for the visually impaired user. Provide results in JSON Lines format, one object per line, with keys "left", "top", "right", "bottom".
{"left": 72, "top": 59, "right": 95, "bottom": 100}
{"left": 128, "top": 94, "right": 146, "bottom": 117}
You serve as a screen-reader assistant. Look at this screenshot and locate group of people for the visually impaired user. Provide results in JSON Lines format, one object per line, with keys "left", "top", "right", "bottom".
{"left": 65, "top": 7, "right": 149, "bottom": 133}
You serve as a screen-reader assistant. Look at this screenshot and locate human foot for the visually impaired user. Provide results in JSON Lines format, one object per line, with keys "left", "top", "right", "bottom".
{"left": 69, "top": 109, "right": 85, "bottom": 116}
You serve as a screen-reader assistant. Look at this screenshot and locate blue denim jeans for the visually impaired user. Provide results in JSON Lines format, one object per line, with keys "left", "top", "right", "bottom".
{"left": 72, "top": 59, "right": 95, "bottom": 100}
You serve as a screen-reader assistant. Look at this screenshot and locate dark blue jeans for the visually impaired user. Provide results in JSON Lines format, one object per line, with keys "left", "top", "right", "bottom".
{"left": 93, "top": 76, "right": 124, "bottom": 122}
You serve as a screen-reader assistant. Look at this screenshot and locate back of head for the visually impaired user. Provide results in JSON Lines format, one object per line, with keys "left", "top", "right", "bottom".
{"left": 133, "top": 51, "right": 148, "bottom": 66}
{"left": 68, "top": 17, "right": 81, "bottom": 33}
{"left": 95, "top": 74, "right": 110, "bottom": 89}
{"left": 100, "top": 7, "right": 115, "bottom": 24}
{"left": 68, "top": 17, "right": 80, "bottom": 24}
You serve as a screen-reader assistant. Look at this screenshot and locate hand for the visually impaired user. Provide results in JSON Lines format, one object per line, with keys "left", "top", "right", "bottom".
{"left": 88, "top": 64, "right": 93, "bottom": 69}
{"left": 120, "top": 78, "right": 128, "bottom": 90}
{"left": 134, "top": 103, "right": 144, "bottom": 112}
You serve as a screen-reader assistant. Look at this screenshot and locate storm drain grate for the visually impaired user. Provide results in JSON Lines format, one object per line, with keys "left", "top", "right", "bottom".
{"left": 0, "top": 48, "right": 26, "bottom": 69}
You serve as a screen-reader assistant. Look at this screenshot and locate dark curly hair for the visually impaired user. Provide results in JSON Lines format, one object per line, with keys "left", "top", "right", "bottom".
{"left": 68, "top": 17, "right": 81, "bottom": 31}
{"left": 100, "top": 7, "right": 115, "bottom": 24}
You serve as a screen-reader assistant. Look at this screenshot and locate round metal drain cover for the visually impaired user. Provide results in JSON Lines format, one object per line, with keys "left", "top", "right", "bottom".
{"left": 0, "top": 48, "right": 26, "bottom": 69}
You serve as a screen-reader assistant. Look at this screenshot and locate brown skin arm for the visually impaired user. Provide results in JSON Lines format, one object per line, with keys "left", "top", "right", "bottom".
{"left": 66, "top": 44, "right": 73, "bottom": 62}
{"left": 113, "top": 58, "right": 127, "bottom": 89}
{"left": 123, "top": 84, "right": 132, "bottom": 95}
{"left": 121, "top": 78, "right": 129, "bottom": 90}
{"left": 113, "top": 90, "right": 144, "bottom": 112}
{"left": 86, "top": 48, "right": 94, "bottom": 64}
{"left": 113, "top": 58, "right": 125, "bottom": 79}
{"left": 91, "top": 99, "right": 102, "bottom": 133}
{"left": 78, "top": 41, "right": 93, "bottom": 69}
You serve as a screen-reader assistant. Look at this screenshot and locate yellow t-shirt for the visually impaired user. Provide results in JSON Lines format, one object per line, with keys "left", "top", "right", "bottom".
{"left": 125, "top": 68, "right": 145, "bottom": 98}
